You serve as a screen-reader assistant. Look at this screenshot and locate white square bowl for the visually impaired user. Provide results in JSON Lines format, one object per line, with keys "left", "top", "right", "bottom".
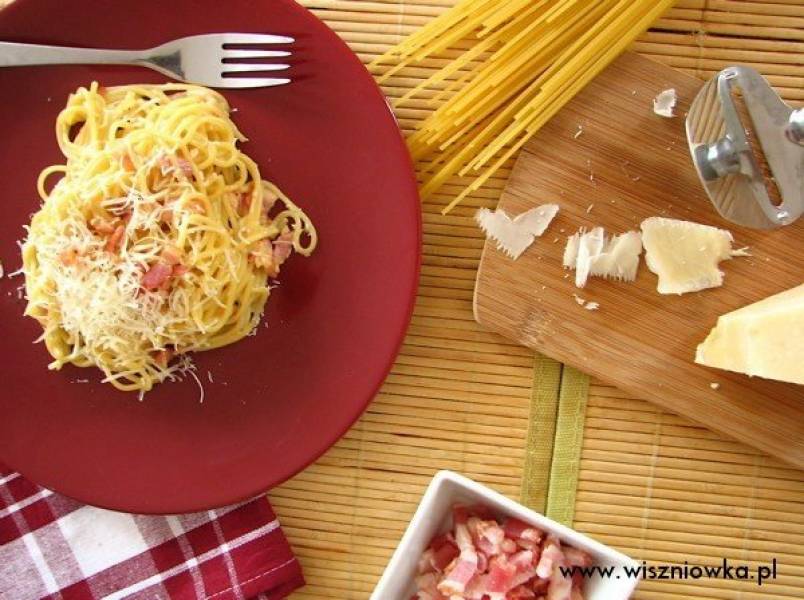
{"left": 371, "top": 470, "right": 640, "bottom": 600}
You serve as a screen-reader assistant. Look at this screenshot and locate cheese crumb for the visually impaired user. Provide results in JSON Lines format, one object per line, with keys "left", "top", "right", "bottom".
{"left": 710, "top": 382, "right": 720, "bottom": 390}
{"left": 653, "top": 88, "right": 677, "bottom": 118}
{"left": 584, "top": 302, "right": 600, "bottom": 311}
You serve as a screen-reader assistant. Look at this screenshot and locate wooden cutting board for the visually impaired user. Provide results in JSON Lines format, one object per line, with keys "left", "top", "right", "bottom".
{"left": 474, "top": 53, "right": 804, "bottom": 469}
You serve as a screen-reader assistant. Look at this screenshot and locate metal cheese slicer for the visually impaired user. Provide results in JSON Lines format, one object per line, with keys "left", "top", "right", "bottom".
{"left": 686, "top": 65, "right": 803, "bottom": 229}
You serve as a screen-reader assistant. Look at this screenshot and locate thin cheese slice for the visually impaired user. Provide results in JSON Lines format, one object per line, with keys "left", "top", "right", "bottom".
{"left": 641, "top": 217, "right": 740, "bottom": 295}
{"left": 696, "top": 284, "right": 804, "bottom": 385}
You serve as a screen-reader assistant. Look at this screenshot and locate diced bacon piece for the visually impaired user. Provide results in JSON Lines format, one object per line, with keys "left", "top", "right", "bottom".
{"left": 186, "top": 199, "right": 206, "bottom": 214}
{"left": 501, "top": 538, "right": 518, "bottom": 554}
{"left": 419, "top": 549, "right": 436, "bottom": 575}
{"left": 469, "top": 519, "right": 505, "bottom": 556}
{"left": 517, "top": 539, "right": 541, "bottom": 552}
{"left": 238, "top": 192, "right": 252, "bottom": 216}
{"left": 262, "top": 190, "right": 278, "bottom": 219}
{"left": 454, "top": 504, "right": 496, "bottom": 527}
{"left": 250, "top": 239, "right": 277, "bottom": 275}
{"left": 486, "top": 556, "right": 516, "bottom": 594}
{"left": 569, "top": 572, "right": 586, "bottom": 600}
{"left": 508, "top": 585, "right": 537, "bottom": 599}
{"left": 121, "top": 153, "right": 135, "bottom": 172}
{"left": 522, "top": 528, "right": 544, "bottom": 544}
{"left": 476, "top": 550, "right": 489, "bottom": 574}
{"left": 59, "top": 247, "right": 79, "bottom": 266}
{"left": 455, "top": 522, "right": 475, "bottom": 554}
{"left": 531, "top": 577, "right": 550, "bottom": 594}
{"left": 437, "top": 557, "right": 477, "bottom": 596}
{"left": 104, "top": 225, "right": 126, "bottom": 253}
{"left": 157, "top": 154, "right": 193, "bottom": 177}
{"left": 415, "top": 572, "right": 439, "bottom": 591}
{"left": 546, "top": 565, "right": 572, "bottom": 600}
{"left": 535, "top": 537, "right": 564, "bottom": 579}
{"left": 141, "top": 262, "right": 173, "bottom": 291}
{"left": 160, "top": 207, "right": 174, "bottom": 225}
{"left": 273, "top": 231, "right": 293, "bottom": 266}
{"left": 504, "top": 518, "right": 532, "bottom": 539}
{"left": 468, "top": 504, "right": 497, "bottom": 521}
{"left": 172, "top": 264, "right": 189, "bottom": 278}
{"left": 563, "top": 548, "right": 592, "bottom": 568}
{"left": 153, "top": 349, "right": 173, "bottom": 368}
{"left": 437, "top": 523, "right": 478, "bottom": 596}
{"left": 158, "top": 154, "right": 173, "bottom": 174}
{"left": 504, "top": 518, "right": 545, "bottom": 553}
{"left": 176, "top": 158, "right": 193, "bottom": 176}
{"left": 160, "top": 245, "right": 182, "bottom": 265}
{"left": 90, "top": 216, "right": 117, "bottom": 235}
{"left": 508, "top": 551, "right": 537, "bottom": 589}
{"left": 415, "top": 571, "right": 448, "bottom": 600}
{"left": 453, "top": 505, "right": 471, "bottom": 525}
{"left": 462, "top": 573, "right": 489, "bottom": 600}
{"left": 432, "top": 539, "right": 460, "bottom": 572}
{"left": 429, "top": 533, "right": 453, "bottom": 552}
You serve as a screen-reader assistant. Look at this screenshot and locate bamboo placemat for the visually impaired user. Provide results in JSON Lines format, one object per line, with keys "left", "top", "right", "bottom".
{"left": 272, "top": 2, "right": 804, "bottom": 599}
{"left": 2, "top": 0, "right": 801, "bottom": 598}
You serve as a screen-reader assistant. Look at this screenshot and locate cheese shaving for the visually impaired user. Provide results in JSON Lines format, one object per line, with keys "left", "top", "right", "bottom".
{"left": 640, "top": 217, "right": 743, "bottom": 295}
{"left": 475, "top": 204, "right": 559, "bottom": 259}
{"left": 653, "top": 88, "right": 677, "bottom": 118}
{"left": 563, "top": 228, "right": 642, "bottom": 288}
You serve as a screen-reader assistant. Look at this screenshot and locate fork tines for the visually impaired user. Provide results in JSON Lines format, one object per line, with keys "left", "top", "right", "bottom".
{"left": 219, "top": 33, "right": 294, "bottom": 87}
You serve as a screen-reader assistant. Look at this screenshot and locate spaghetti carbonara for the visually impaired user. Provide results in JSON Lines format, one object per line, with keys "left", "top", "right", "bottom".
{"left": 22, "top": 82, "right": 317, "bottom": 393}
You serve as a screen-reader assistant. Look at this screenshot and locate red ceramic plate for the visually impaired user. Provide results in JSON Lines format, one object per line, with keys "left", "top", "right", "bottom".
{"left": 0, "top": 0, "right": 420, "bottom": 513}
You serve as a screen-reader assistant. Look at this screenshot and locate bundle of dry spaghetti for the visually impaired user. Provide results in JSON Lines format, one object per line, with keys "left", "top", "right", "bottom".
{"left": 371, "top": 0, "right": 675, "bottom": 214}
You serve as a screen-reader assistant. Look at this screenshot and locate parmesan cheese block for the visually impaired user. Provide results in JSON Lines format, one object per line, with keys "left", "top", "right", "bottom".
{"left": 640, "top": 217, "right": 739, "bottom": 295}
{"left": 695, "top": 284, "right": 804, "bottom": 385}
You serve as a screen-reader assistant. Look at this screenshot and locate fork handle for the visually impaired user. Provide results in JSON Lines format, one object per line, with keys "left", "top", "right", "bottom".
{"left": 0, "top": 42, "right": 145, "bottom": 67}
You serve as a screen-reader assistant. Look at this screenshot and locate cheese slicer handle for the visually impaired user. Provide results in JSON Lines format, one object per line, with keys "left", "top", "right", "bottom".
{"left": 786, "top": 109, "right": 804, "bottom": 145}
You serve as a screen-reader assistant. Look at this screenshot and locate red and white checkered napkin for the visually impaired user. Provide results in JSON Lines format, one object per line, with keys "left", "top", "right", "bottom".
{"left": 0, "top": 464, "right": 304, "bottom": 600}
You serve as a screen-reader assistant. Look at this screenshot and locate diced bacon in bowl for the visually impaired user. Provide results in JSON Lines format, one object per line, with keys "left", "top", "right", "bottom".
{"left": 413, "top": 505, "right": 591, "bottom": 600}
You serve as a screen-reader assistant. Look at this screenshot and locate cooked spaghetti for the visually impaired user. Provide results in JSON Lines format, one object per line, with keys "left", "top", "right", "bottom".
{"left": 371, "top": 0, "right": 675, "bottom": 213}
{"left": 22, "top": 82, "right": 317, "bottom": 393}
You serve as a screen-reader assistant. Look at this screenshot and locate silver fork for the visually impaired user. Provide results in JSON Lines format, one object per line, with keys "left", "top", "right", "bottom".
{"left": 0, "top": 33, "right": 293, "bottom": 89}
